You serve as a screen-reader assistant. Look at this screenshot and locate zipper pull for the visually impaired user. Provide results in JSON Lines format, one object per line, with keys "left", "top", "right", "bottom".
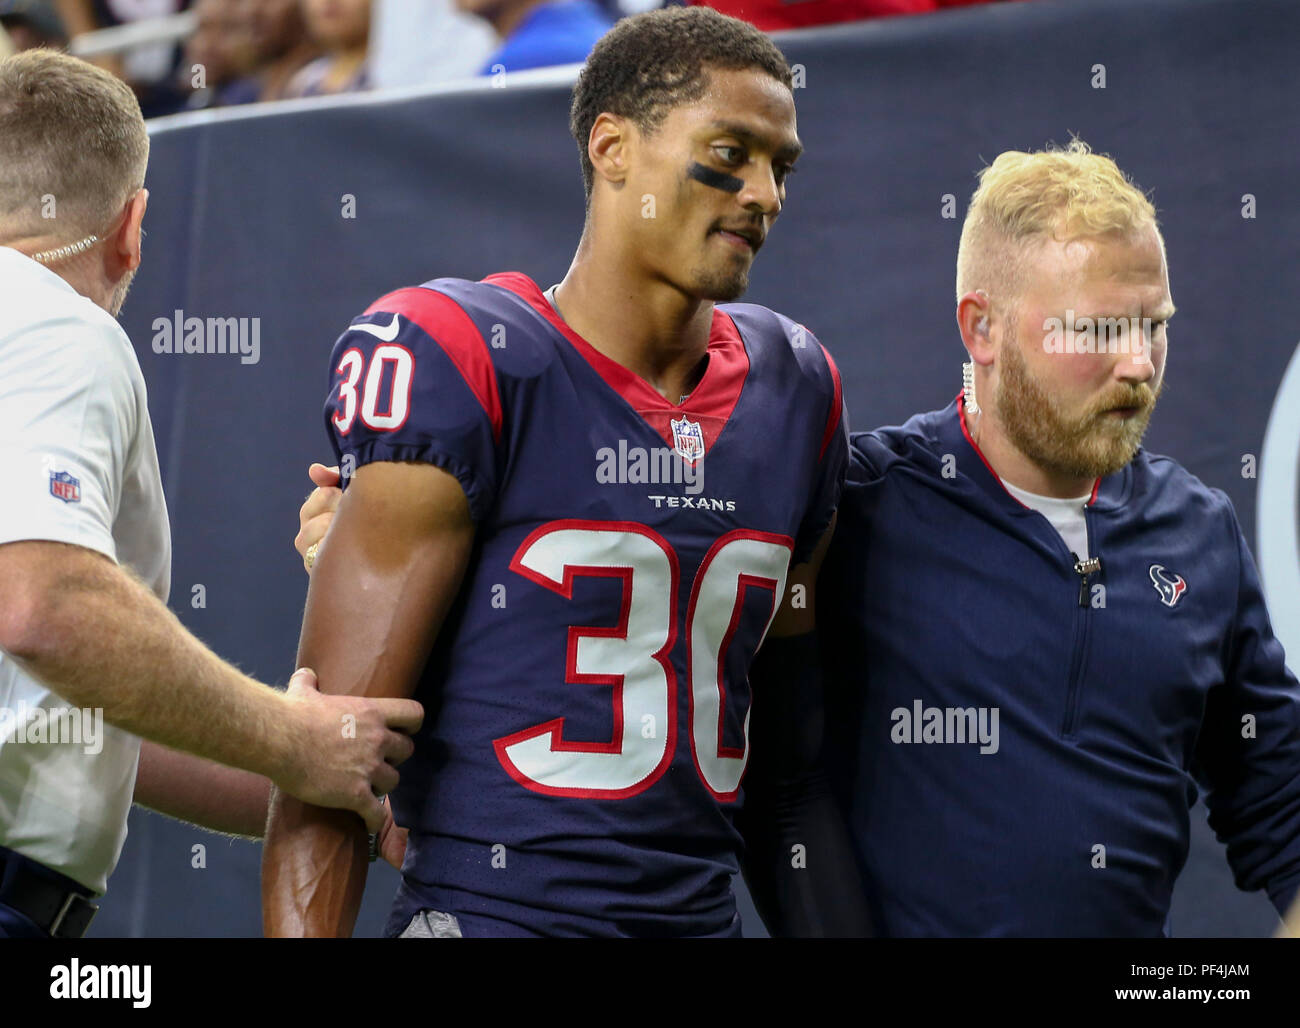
{"left": 1072, "top": 554, "right": 1102, "bottom": 607}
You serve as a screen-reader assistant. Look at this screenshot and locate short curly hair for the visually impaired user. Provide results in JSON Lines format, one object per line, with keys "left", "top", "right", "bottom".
{"left": 569, "top": 7, "right": 793, "bottom": 202}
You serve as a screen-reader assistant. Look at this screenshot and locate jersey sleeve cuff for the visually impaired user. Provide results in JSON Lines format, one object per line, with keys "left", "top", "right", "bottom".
{"left": 339, "top": 442, "right": 492, "bottom": 522}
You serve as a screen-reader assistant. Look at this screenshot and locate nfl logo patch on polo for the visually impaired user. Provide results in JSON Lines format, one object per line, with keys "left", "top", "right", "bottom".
{"left": 671, "top": 416, "right": 704, "bottom": 464}
{"left": 49, "top": 469, "right": 81, "bottom": 504}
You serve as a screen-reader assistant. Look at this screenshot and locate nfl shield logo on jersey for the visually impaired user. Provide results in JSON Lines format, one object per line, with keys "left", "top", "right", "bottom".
{"left": 49, "top": 470, "right": 81, "bottom": 504}
{"left": 671, "top": 416, "right": 705, "bottom": 464}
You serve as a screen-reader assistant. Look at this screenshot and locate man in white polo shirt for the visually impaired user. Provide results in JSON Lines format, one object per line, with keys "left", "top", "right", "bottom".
{"left": 0, "top": 48, "right": 421, "bottom": 938}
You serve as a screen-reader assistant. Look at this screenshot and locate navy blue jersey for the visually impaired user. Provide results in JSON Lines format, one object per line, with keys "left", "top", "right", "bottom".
{"left": 819, "top": 397, "right": 1300, "bottom": 936}
{"left": 322, "top": 272, "right": 847, "bottom": 937}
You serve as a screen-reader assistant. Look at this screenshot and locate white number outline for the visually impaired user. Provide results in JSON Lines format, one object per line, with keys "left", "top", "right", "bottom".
{"left": 332, "top": 343, "right": 415, "bottom": 435}
{"left": 686, "top": 530, "right": 791, "bottom": 801}
{"left": 331, "top": 347, "right": 364, "bottom": 435}
{"left": 360, "top": 343, "right": 415, "bottom": 431}
{"left": 495, "top": 520, "right": 791, "bottom": 802}
{"left": 496, "top": 520, "right": 680, "bottom": 799}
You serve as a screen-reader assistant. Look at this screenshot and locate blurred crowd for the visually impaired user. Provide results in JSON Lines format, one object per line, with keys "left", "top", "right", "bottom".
{"left": 0, "top": 0, "right": 1021, "bottom": 119}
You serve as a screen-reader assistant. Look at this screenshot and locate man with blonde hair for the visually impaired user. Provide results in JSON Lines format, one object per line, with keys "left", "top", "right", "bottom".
{"left": 808, "top": 138, "right": 1300, "bottom": 935}
{"left": 0, "top": 48, "right": 422, "bottom": 939}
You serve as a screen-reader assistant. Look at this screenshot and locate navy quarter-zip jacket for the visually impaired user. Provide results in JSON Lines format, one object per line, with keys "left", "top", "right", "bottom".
{"left": 819, "top": 397, "right": 1300, "bottom": 936}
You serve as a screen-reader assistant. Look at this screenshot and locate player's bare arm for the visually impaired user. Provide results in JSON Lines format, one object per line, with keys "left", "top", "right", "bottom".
{"left": 262, "top": 460, "right": 476, "bottom": 938}
{"left": 738, "top": 515, "right": 872, "bottom": 936}
{"left": 0, "top": 539, "right": 421, "bottom": 832}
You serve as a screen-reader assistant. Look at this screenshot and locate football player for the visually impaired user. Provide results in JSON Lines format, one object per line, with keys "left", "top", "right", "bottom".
{"left": 263, "top": 6, "right": 869, "bottom": 937}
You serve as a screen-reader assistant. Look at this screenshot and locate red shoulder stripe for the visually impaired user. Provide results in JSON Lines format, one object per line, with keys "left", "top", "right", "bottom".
{"left": 817, "top": 343, "right": 844, "bottom": 462}
{"left": 364, "top": 286, "right": 503, "bottom": 443}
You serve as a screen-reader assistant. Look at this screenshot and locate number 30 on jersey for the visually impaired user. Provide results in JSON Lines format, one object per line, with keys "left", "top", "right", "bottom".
{"left": 495, "top": 521, "right": 792, "bottom": 803}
